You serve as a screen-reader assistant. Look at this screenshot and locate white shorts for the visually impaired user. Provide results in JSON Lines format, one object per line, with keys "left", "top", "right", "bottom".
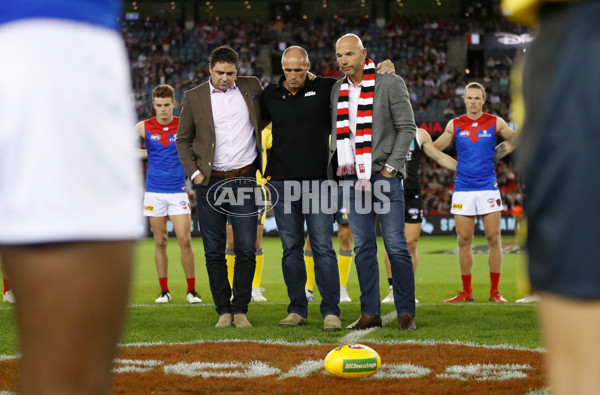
{"left": 144, "top": 192, "right": 191, "bottom": 217}
{"left": 0, "top": 20, "right": 143, "bottom": 244}
{"left": 450, "top": 190, "right": 503, "bottom": 216}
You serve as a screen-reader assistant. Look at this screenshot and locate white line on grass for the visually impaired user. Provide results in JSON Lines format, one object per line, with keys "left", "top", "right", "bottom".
{"left": 0, "top": 338, "right": 544, "bottom": 363}
{"left": 337, "top": 311, "right": 397, "bottom": 344}
{"left": 118, "top": 337, "right": 544, "bottom": 353}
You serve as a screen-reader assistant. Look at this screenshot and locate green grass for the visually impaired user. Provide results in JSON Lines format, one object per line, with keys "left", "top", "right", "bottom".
{"left": 0, "top": 235, "right": 541, "bottom": 355}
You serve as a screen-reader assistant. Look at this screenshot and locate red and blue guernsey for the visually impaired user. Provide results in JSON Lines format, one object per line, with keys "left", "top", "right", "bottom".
{"left": 145, "top": 117, "right": 187, "bottom": 193}
{"left": 0, "top": 0, "right": 122, "bottom": 31}
{"left": 453, "top": 113, "right": 499, "bottom": 192}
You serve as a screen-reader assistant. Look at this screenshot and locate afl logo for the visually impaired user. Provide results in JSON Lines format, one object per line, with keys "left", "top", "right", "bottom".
{"left": 459, "top": 131, "right": 470, "bottom": 137}
{"left": 150, "top": 134, "right": 161, "bottom": 140}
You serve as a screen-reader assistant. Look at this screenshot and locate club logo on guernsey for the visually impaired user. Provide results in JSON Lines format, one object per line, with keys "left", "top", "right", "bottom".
{"left": 478, "top": 128, "right": 492, "bottom": 138}
{"left": 304, "top": 91, "right": 316, "bottom": 97}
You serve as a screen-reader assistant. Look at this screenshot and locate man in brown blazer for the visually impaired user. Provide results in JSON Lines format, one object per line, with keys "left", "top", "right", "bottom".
{"left": 177, "top": 45, "right": 267, "bottom": 328}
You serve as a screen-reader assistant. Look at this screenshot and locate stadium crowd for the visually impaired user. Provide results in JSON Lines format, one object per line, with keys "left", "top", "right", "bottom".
{"left": 122, "top": 15, "right": 524, "bottom": 215}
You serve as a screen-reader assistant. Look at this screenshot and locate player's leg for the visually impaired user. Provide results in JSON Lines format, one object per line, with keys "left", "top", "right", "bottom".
{"left": 149, "top": 216, "right": 171, "bottom": 302}
{"left": 304, "top": 235, "right": 315, "bottom": 301}
{"left": 445, "top": 213, "right": 476, "bottom": 302}
{"left": 252, "top": 223, "right": 267, "bottom": 302}
{"left": 337, "top": 223, "right": 353, "bottom": 302}
{"left": 382, "top": 253, "right": 394, "bottom": 303}
{"left": 481, "top": 211, "right": 505, "bottom": 302}
{"left": 1, "top": 261, "right": 15, "bottom": 303}
{"left": 405, "top": 223, "right": 422, "bottom": 274}
{"left": 171, "top": 213, "right": 201, "bottom": 303}
{"left": 226, "top": 222, "right": 235, "bottom": 288}
{"left": 538, "top": 294, "right": 600, "bottom": 395}
{"left": 1, "top": 241, "right": 133, "bottom": 394}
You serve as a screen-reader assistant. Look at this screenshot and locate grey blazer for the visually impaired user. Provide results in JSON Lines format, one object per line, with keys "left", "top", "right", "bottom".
{"left": 327, "top": 73, "right": 416, "bottom": 180}
{"left": 176, "top": 76, "right": 267, "bottom": 186}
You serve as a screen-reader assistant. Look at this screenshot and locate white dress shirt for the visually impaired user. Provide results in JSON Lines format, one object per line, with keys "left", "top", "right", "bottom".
{"left": 210, "top": 80, "right": 257, "bottom": 171}
{"left": 191, "top": 80, "right": 257, "bottom": 180}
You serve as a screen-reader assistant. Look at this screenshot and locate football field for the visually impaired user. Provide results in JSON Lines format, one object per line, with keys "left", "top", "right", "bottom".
{"left": 0, "top": 236, "right": 545, "bottom": 393}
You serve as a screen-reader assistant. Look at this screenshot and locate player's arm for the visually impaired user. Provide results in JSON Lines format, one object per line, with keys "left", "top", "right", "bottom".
{"left": 419, "top": 128, "right": 457, "bottom": 171}
{"left": 135, "top": 121, "right": 148, "bottom": 159}
{"left": 494, "top": 117, "right": 518, "bottom": 161}
{"left": 433, "top": 120, "right": 455, "bottom": 151}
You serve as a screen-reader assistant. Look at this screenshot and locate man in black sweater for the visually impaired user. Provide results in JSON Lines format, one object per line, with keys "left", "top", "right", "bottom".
{"left": 261, "top": 46, "right": 342, "bottom": 332}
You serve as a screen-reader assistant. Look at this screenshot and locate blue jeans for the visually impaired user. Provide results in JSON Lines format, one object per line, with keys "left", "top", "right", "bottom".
{"left": 269, "top": 179, "right": 340, "bottom": 319}
{"left": 195, "top": 170, "right": 258, "bottom": 316}
{"left": 346, "top": 172, "right": 415, "bottom": 316}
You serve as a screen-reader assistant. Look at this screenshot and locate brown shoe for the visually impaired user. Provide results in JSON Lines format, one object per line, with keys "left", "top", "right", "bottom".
{"left": 215, "top": 313, "right": 233, "bottom": 328}
{"left": 398, "top": 315, "right": 416, "bottom": 331}
{"left": 233, "top": 314, "right": 252, "bottom": 328}
{"left": 346, "top": 314, "right": 382, "bottom": 330}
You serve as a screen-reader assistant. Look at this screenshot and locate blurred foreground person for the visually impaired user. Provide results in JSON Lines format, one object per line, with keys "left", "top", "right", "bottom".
{"left": 503, "top": 1, "right": 600, "bottom": 394}
{"left": 0, "top": 1, "right": 142, "bottom": 394}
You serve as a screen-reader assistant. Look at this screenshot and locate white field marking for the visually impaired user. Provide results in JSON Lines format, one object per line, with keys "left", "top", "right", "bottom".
{"left": 365, "top": 339, "right": 545, "bottom": 353}
{"left": 339, "top": 311, "right": 397, "bottom": 344}
{"left": 0, "top": 391, "right": 17, "bottom": 395}
{"left": 113, "top": 359, "right": 164, "bottom": 374}
{"left": 278, "top": 360, "right": 323, "bottom": 379}
{"left": 121, "top": 338, "right": 322, "bottom": 348}
{"left": 437, "top": 363, "right": 532, "bottom": 381}
{"left": 369, "top": 363, "right": 432, "bottom": 379}
{"left": 525, "top": 388, "right": 550, "bottom": 395}
{"left": 164, "top": 361, "right": 281, "bottom": 378}
{"left": 116, "top": 337, "right": 543, "bottom": 353}
{"left": 0, "top": 338, "right": 543, "bottom": 363}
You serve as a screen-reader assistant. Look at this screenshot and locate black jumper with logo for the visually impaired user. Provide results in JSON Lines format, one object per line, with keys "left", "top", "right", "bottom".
{"left": 260, "top": 75, "right": 337, "bottom": 181}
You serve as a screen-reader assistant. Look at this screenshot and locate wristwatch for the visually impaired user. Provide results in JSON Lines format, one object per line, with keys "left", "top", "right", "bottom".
{"left": 384, "top": 164, "right": 398, "bottom": 176}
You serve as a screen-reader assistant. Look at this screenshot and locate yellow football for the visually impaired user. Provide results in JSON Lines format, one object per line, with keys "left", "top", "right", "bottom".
{"left": 324, "top": 344, "right": 381, "bottom": 378}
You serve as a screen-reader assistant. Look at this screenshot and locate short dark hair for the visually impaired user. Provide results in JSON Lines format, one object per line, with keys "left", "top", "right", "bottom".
{"left": 209, "top": 45, "right": 239, "bottom": 68}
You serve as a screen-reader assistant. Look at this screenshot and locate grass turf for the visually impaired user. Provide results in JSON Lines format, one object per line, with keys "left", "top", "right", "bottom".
{"left": 0, "top": 235, "right": 541, "bottom": 355}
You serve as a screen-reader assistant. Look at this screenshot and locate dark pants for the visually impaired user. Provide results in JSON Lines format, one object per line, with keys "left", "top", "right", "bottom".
{"left": 195, "top": 170, "right": 258, "bottom": 315}
{"left": 269, "top": 179, "right": 340, "bottom": 319}
{"left": 346, "top": 173, "right": 415, "bottom": 316}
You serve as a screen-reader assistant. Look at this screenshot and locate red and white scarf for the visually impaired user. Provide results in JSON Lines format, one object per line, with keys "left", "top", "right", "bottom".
{"left": 336, "top": 58, "right": 376, "bottom": 191}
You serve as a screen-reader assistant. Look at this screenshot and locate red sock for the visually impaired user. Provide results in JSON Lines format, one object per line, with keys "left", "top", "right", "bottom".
{"left": 159, "top": 277, "right": 169, "bottom": 292}
{"left": 186, "top": 277, "right": 195, "bottom": 293}
{"left": 461, "top": 275, "right": 472, "bottom": 294}
{"left": 3, "top": 279, "right": 10, "bottom": 294}
{"left": 490, "top": 272, "right": 501, "bottom": 294}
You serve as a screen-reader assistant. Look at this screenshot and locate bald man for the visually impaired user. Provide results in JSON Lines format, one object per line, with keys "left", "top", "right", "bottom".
{"left": 260, "top": 46, "right": 343, "bottom": 331}
{"left": 327, "top": 34, "right": 417, "bottom": 331}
